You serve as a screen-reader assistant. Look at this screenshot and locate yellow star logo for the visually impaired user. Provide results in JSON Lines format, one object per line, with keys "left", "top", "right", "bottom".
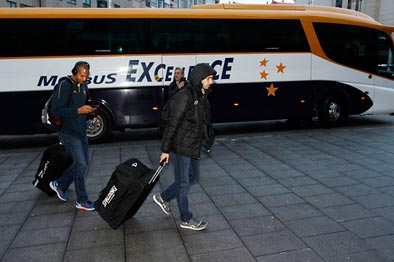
{"left": 266, "top": 83, "right": 278, "bottom": 96}
{"left": 276, "top": 62, "right": 286, "bottom": 73}
{"left": 260, "top": 58, "right": 269, "bottom": 67}
{"left": 260, "top": 70, "right": 269, "bottom": 80}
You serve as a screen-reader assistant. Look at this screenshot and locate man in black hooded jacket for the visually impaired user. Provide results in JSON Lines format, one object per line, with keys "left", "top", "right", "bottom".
{"left": 153, "top": 63, "right": 216, "bottom": 231}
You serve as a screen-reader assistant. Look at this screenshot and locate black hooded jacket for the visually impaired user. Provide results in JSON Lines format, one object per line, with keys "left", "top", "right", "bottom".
{"left": 161, "top": 63, "right": 216, "bottom": 159}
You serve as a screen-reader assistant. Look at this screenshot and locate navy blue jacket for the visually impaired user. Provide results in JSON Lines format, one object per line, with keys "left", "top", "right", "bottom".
{"left": 51, "top": 76, "right": 89, "bottom": 138}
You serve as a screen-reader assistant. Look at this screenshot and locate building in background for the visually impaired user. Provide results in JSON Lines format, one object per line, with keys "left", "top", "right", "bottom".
{"left": 1, "top": 0, "right": 393, "bottom": 26}
{"left": 294, "top": 0, "right": 393, "bottom": 25}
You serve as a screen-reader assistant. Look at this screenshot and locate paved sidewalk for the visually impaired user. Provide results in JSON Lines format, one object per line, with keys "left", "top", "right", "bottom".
{"left": 1, "top": 125, "right": 394, "bottom": 262}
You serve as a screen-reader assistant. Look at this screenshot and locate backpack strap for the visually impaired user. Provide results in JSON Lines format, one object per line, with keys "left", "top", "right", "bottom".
{"left": 56, "top": 77, "right": 74, "bottom": 107}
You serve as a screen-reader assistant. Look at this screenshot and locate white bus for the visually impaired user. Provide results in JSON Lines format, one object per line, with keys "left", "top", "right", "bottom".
{"left": 0, "top": 4, "right": 393, "bottom": 142}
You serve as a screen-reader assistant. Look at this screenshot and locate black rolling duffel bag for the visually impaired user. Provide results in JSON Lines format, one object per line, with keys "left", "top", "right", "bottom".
{"left": 32, "top": 143, "right": 72, "bottom": 196}
{"left": 94, "top": 158, "right": 165, "bottom": 229}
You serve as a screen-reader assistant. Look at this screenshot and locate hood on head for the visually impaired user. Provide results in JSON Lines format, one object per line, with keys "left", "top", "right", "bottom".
{"left": 188, "top": 63, "right": 217, "bottom": 89}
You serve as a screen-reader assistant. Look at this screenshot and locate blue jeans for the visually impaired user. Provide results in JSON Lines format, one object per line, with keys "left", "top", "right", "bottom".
{"left": 161, "top": 153, "right": 200, "bottom": 222}
{"left": 57, "top": 132, "right": 90, "bottom": 203}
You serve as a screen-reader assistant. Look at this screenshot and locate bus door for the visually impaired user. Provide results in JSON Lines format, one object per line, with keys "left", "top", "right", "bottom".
{"left": 108, "top": 56, "right": 165, "bottom": 127}
{"left": 372, "top": 30, "right": 394, "bottom": 114}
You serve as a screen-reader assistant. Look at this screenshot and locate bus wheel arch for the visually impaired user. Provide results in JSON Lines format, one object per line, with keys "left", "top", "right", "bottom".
{"left": 318, "top": 92, "right": 349, "bottom": 127}
{"left": 86, "top": 106, "right": 112, "bottom": 143}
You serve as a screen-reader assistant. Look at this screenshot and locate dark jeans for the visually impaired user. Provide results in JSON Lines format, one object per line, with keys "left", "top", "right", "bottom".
{"left": 57, "top": 132, "right": 89, "bottom": 203}
{"left": 161, "top": 153, "right": 200, "bottom": 222}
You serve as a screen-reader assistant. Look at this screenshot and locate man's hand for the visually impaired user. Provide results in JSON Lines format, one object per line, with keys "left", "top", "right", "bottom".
{"left": 160, "top": 153, "right": 169, "bottom": 165}
{"left": 178, "top": 81, "right": 185, "bottom": 89}
{"left": 78, "top": 105, "right": 96, "bottom": 115}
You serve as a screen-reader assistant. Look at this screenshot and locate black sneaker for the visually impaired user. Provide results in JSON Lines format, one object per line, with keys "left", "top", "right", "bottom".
{"left": 153, "top": 194, "right": 171, "bottom": 215}
{"left": 180, "top": 218, "right": 208, "bottom": 231}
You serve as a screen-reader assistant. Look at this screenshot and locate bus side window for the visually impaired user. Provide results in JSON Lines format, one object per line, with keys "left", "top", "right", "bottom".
{"left": 314, "top": 23, "right": 385, "bottom": 75}
{"left": 377, "top": 33, "right": 394, "bottom": 79}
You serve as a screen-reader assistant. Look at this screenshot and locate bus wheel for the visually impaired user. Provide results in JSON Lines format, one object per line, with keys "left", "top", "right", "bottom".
{"left": 86, "top": 108, "right": 111, "bottom": 143}
{"left": 318, "top": 95, "right": 347, "bottom": 127}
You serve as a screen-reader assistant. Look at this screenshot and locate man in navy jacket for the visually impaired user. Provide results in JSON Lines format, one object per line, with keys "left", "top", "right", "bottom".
{"left": 49, "top": 61, "right": 97, "bottom": 211}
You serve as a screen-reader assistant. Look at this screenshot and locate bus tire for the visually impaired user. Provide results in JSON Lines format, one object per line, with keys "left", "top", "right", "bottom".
{"left": 86, "top": 108, "right": 111, "bottom": 143}
{"left": 318, "top": 94, "right": 348, "bottom": 127}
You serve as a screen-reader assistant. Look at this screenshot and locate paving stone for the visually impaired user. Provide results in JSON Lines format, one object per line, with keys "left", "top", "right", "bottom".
{"left": 0, "top": 190, "right": 41, "bottom": 203}
{"left": 0, "top": 200, "right": 36, "bottom": 215}
{"left": 6, "top": 182, "right": 39, "bottom": 193}
{"left": 277, "top": 176, "right": 318, "bottom": 187}
{"left": 211, "top": 192, "right": 257, "bottom": 208}
{"left": 22, "top": 212, "right": 75, "bottom": 230}
{"left": 265, "top": 169, "right": 305, "bottom": 179}
{"left": 322, "top": 204, "right": 377, "bottom": 222}
{"left": 64, "top": 245, "right": 125, "bottom": 262}
{"left": 365, "top": 163, "right": 394, "bottom": 172}
{"left": 374, "top": 206, "right": 394, "bottom": 223}
{"left": 302, "top": 231, "right": 372, "bottom": 258}
{"left": 366, "top": 235, "right": 394, "bottom": 260}
{"left": 0, "top": 212, "right": 29, "bottom": 227}
{"left": 67, "top": 228, "right": 123, "bottom": 250}
{"left": 220, "top": 202, "right": 271, "bottom": 220}
{"left": 289, "top": 184, "right": 335, "bottom": 197}
{"left": 257, "top": 193, "right": 306, "bottom": 208}
{"left": 229, "top": 215, "right": 285, "bottom": 237}
{"left": 285, "top": 161, "right": 325, "bottom": 172}
{"left": 202, "top": 183, "right": 246, "bottom": 196}
{"left": 242, "top": 230, "right": 306, "bottom": 256}
{"left": 187, "top": 192, "right": 211, "bottom": 204}
{"left": 182, "top": 229, "right": 243, "bottom": 255}
{"left": 191, "top": 247, "right": 255, "bottom": 262}
{"left": 30, "top": 201, "right": 76, "bottom": 216}
{"left": 325, "top": 250, "right": 392, "bottom": 262}
{"left": 305, "top": 193, "right": 354, "bottom": 208}
{"left": 125, "top": 229, "right": 188, "bottom": 261}
{"left": 2, "top": 243, "right": 65, "bottom": 262}
{"left": 71, "top": 212, "right": 116, "bottom": 231}
{"left": 199, "top": 174, "right": 236, "bottom": 187}
{"left": 256, "top": 247, "right": 324, "bottom": 262}
{"left": 341, "top": 217, "right": 394, "bottom": 239}
{"left": 379, "top": 185, "right": 394, "bottom": 196}
{"left": 228, "top": 169, "right": 267, "bottom": 179}
{"left": 11, "top": 227, "right": 70, "bottom": 248}
{"left": 351, "top": 193, "right": 394, "bottom": 209}
{"left": 0, "top": 225, "right": 20, "bottom": 258}
{"left": 270, "top": 203, "right": 323, "bottom": 221}
{"left": 303, "top": 169, "right": 342, "bottom": 179}
{"left": 237, "top": 176, "right": 277, "bottom": 187}
{"left": 0, "top": 170, "right": 23, "bottom": 179}
{"left": 360, "top": 176, "right": 394, "bottom": 188}
{"left": 334, "top": 183, "right": 380, "bottom": 197}
{"left": 318, "top": 176, "right": 359, "bottom": 187}
{"left": 285, "top": 216, "right": 345, "bottom": 237}
{"left": 342, "top": 169, "right": 382, "bottom": 179}
{"left": 246, "top": 183, "right": 290, "bottom": 197}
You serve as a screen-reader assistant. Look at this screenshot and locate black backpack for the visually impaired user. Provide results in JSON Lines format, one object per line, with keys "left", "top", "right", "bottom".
{"left": 41, "top": 78, "right": 72, "bottom": 132}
